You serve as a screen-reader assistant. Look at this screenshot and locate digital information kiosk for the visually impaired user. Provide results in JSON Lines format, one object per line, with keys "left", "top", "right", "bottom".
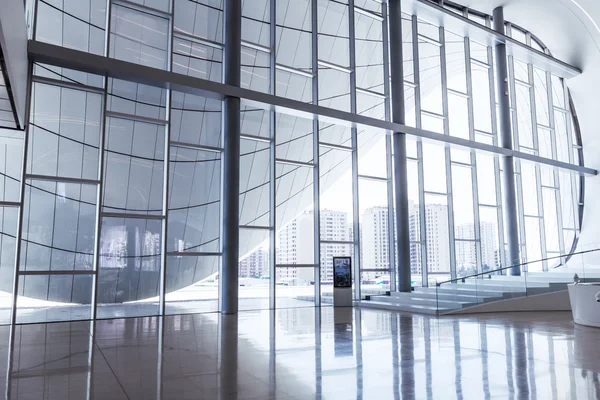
{"left": 333, "top": 257, "right": 352, "bottom": 307}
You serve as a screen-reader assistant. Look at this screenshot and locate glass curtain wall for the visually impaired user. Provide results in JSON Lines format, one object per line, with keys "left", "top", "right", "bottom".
{"left": 0, "top": 0, "right": 585, "bottom": 323}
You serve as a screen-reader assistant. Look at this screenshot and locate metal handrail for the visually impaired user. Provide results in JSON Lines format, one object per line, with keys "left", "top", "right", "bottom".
{"left": 435, "top": 247, "right": 600, "bottom": 286}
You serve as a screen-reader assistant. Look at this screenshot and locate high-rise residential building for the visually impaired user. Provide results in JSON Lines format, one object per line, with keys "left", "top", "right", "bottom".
{"left": 454, "top": 222, "right": 500, "bottom": 273}
{"left": 276, "top": 209, "right": 352, "bottom": 284}
{"left": 239, "top": 246, "right": 269, "bottom": 278}
{"left": 408, "top": 203, "right": 451, "bottom": 274}
{"left": 361, "top": 206, "right": 390, "bottom": 271}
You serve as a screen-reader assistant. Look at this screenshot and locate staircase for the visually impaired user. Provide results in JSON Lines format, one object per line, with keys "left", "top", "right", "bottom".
{"left": 360, "top": 268, "right": 600, "bottom": 315}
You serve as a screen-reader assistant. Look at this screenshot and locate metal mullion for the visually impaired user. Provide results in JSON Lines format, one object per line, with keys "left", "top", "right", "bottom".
{"left": 317, "top": 60, "right": 352, "bottom": 74}
{"left": 0, "top": 201, "right": 21, "bottom": 208}
{"left": 9, "top": 60, "right": 34, "bottom": 325}
{"left": 507, "top": 48, "right": 527, "bottom": 268}
{"left": 240, "top": 134, "right": 272, "bottom": 143}
{"left": 269, "top": 0, "right": 276, "bottom": 310}
{"left": 355, "top": 6, "right": 383, "bottom": 21}
{"left": 159, "top": 5, "right": 174, "bottom": 316}
{"left": 173, "top": 31, "right": 224, "bottom": 50}
{"left": 241, "top": 40, "right": 271, "bottom": 54}
{"left": 349, "top": 0, "right": 361, "bottom": 300}
{"left": 275, "top": 64, "right": 314, "bottom": 79}
{"left": 318, "top": 142, "right": 353, "bottom": 152}
{"left": 311, "top": 0, "right": 321, "bottom": 307}
{"left": 439, "top": 26, "right": 456, "bottom": 280}
{"left": 105, "top": 111, "right": 168, "bottom": 125}
{"left": 357, "top": 174, "right": 387, "bottom": 182}
{"left": 485, "top": 13, "right": 506, "bottom": 271}
{"left": 417, "top": 34, "right": 441, "bottom": 47}
{"left": 464, "top": 32, "right": 483, "bottom": 275}
{"left": 170, "top": 141, "right": 222, "bottom": 153}
{"left": 19, "top": 270, "right": 95, "bottom": 276}
{"left": 275, "top": 159, "right": 314, "bottom": 168}
{"left": 382, "top": 2, "right": 396, "bottom": 292}
{"left": 526, "top": 41, "right": 549, "bottom": 270}
{"left": 413, "top": 15, "right": 427, "bottom": 287}
{"left": 25, "top": 174, "right": 100, "bottom": 185}
{"left": 31, "top": 75, "right": 105, "bottom": 94}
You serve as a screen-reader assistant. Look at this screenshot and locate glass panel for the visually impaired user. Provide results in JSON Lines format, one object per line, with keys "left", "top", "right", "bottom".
{"left": 97, "top": 217, "right": 162, "bottom": 319}
{"left": 358, "top": 130, "right": 386, "bottom": 178}
{"left": 479, "top": 206, "right": 500, "bottom": 270}
{"left": 276, "top": 0, "right": 312, "bottom": 72}
{"left": 319, "top": 146, "right": 353, "bottom": 241}
{"left": 559, "top": 171, "right": 576, "bottom": 230}
{"left": 513, "top": 59, "right": 529, "bottom": 82}
{"left": 318, "top": 0, "right": 350, "bottom": 67}
{"left": 172, "top": 37, "right": 223, "bottom": 82}
{"left": 520, "top": 162, "right": 539, "bottom": 216}
{"left": 418, "top": 41, "right": 443, "bottom": 114}
{"left": 165, "top": 256, "right": 219, "bottom": 315}
{"left": 174, "top": 0, "right": 223, "bottom": 43}
{"left": 452, "top": 166, "right": 475, "bottom": 239}
{"left": 0, "top": 207, "right": 18, "bottom": 323}
{"left": 33, "top": 63, "right": 104, "bottom": 88}
{"left": 240, "top": 139, "right": 270, "bottom": 227}
{"left": 319, "top": 123, "right": 351, "bottom": 147}
{"left": 471, "top": 65, "right": 493, "bottom": 133}
{"left": 170, "top": 92, "right": 222, "bottom": 147}
{"left": 276, "top": 267, "right": 315, "bottom": 307}
{"left": 110, "top": 4, "right": 169, "bottom": 70}
{"left": 276, "top": 114, "right": 313, "bottom": 163}
{"left": 417, "top": 20, "right": 439, "bottom": 42}
{"left": 355, "top": 12, "right": 384, "bottom": 93}
{"left": 402, "top": 17, "right": 414, "bottom": 83}
{"left": 533, "top": 68, "right": 549, "bottom": 126}
{"left": 129, "top": 0, "right": 171, "bottom": 12}
{"left": 455, "top": 240, "right": 477, "bottom": 275}
{"left": 28, "top": 83, "right": 102, "bottom": 180}
{"left": 424, "top": 194, "right": 451, "bottom": 278}
{"left": 476, "top": 153, "right": 497, "bottom": 206}
{"left": 356, "top": 92, "right": 386, "bottom": 120}
{"left": 16, "top": 274, "right": 93, "bottom": 323}
{"left": 361, "top": 271, "right": 389, "bottom": 295}
{"left": 276, "top": 69, "right": 312, "bottom": 103}
{"left": 241, "top": 47, "right": 270, "bottom": 93}
{"left": 551, "top": 75, "right": 565, "bottom": 108}
{"left": 168, "top": 147, "right": 220, "bottom": 253}
{"left": 543, "top": 188, "right": 560, "bottom": 252}
{"left": 470, "top": 40, "right": 488, "bottom": 64}
{"left": 445, "top": 32, "right": 467, "bottom": 94}
{"left": 405, "top": 87, "right": 417, "bottom": 127}
{"left": 275, "top": 163, "right": 314, "bottom": 255}
{"left": 239, "top": 242, "right": 270, "bottom": 311}
{"left": 241, "top": 106, "right": 270, "bottom": 139}
{"left": 0, "top": 133, "right": 23, "bottom": 202}
{"left": 421, "top": 114, "right": 444, "bottom": 134}
{"left": 359, "top": 179, "right": 389, "bottom": 270}
{"left": 318, "top": 67, "right": 350, "bottom": 112}
{"left": 107, "top": 79, "right": 167, "bottom": 121}
{"left": 242, "top": 0, "right": 270, "bottom": 47}
{"left": 448, "top": 93, "right": 469, "bottom": 139}
{"left": 276, "top": 210, "right": 314, "bottom": 265}
{"left": 21, "top": 180, "right": 97, "bottom": 272}
{"left": 555, "top": 111, "right": 571, "bottom": 163}
{"left": 103, "top": 117, "right": 165, "bottom": 216}
{"left": 524, "top": 217, "right": 543, "bottom": 271}
{"left": 423, "top": 142, "right": 447, "bottom": 193}
{"left": 515, "top": 83, "right": 533, "bottom": 149}
{"left": 35, "top": 0, "right": 105, "bottom": 55}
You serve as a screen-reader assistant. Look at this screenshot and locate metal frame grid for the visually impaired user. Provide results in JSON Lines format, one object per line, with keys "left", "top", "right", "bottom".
{"left": 2, "top": 0, "right": 592, "bottom": 324}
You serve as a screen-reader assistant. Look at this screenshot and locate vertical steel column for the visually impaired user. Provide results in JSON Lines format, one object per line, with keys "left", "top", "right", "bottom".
{"left": 269, "top": 0, "right": 276, "bottom": 309}
{"left": 349, "top": 0, "right": 362, "bottom": 300}
{"left": 464, "top": 35, "right": 483, "bottom": 275}
{"left": 485, "top": 14, "right": 506, "bottom": 271}
{"left": 382, "top": 4, "right": 397, "bottom": 292}
{"left": 311, "top": 0, "right": 321, "bottom": 306}
{"left": 438, "top": 26, "right": 457, "bottom": 280}
{"left": 221, "top": 0, "right": 242, "bottom": 314}
{"left": 159, "top": 0, "right": 174, "bottom": 316}
{"left": 389, "top": 0, "right": 411, "bottom": 292}
{"left": 493, "top": 7, "right": 520, "bottom": 275}
{"left": 91, "top": 0, "right": 113, "bottom": 321}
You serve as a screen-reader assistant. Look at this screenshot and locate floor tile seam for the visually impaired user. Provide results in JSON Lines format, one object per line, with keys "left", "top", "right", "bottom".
{"left": 89, "top": 338, "right": 133, "bottom": 400}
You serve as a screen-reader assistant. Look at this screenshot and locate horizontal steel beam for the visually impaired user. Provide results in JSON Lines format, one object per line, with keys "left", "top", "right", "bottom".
{"left": 28, "top": 41, "right": 595, "bottom": 176}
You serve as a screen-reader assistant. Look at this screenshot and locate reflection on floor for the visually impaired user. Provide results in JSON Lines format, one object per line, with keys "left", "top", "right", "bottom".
{"left": 1, "top": 308, "right": 600, "bottom": 399}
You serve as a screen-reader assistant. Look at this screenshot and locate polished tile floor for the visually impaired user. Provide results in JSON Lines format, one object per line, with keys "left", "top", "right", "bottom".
{"left": 1, "top": 307, "right": 599, "bottom": 399}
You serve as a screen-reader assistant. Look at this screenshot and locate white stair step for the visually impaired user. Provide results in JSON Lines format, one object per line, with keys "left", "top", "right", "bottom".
{"left": 370, "top": 294, "right": 470, "bottom": 309}
{"left": 359, "top": 300, "right": 450, "bottom": 315}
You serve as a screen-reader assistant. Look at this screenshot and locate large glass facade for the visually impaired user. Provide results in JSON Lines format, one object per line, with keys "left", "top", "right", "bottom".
{"left": 0, "top": 0, "right": 586, "bottom": 322}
